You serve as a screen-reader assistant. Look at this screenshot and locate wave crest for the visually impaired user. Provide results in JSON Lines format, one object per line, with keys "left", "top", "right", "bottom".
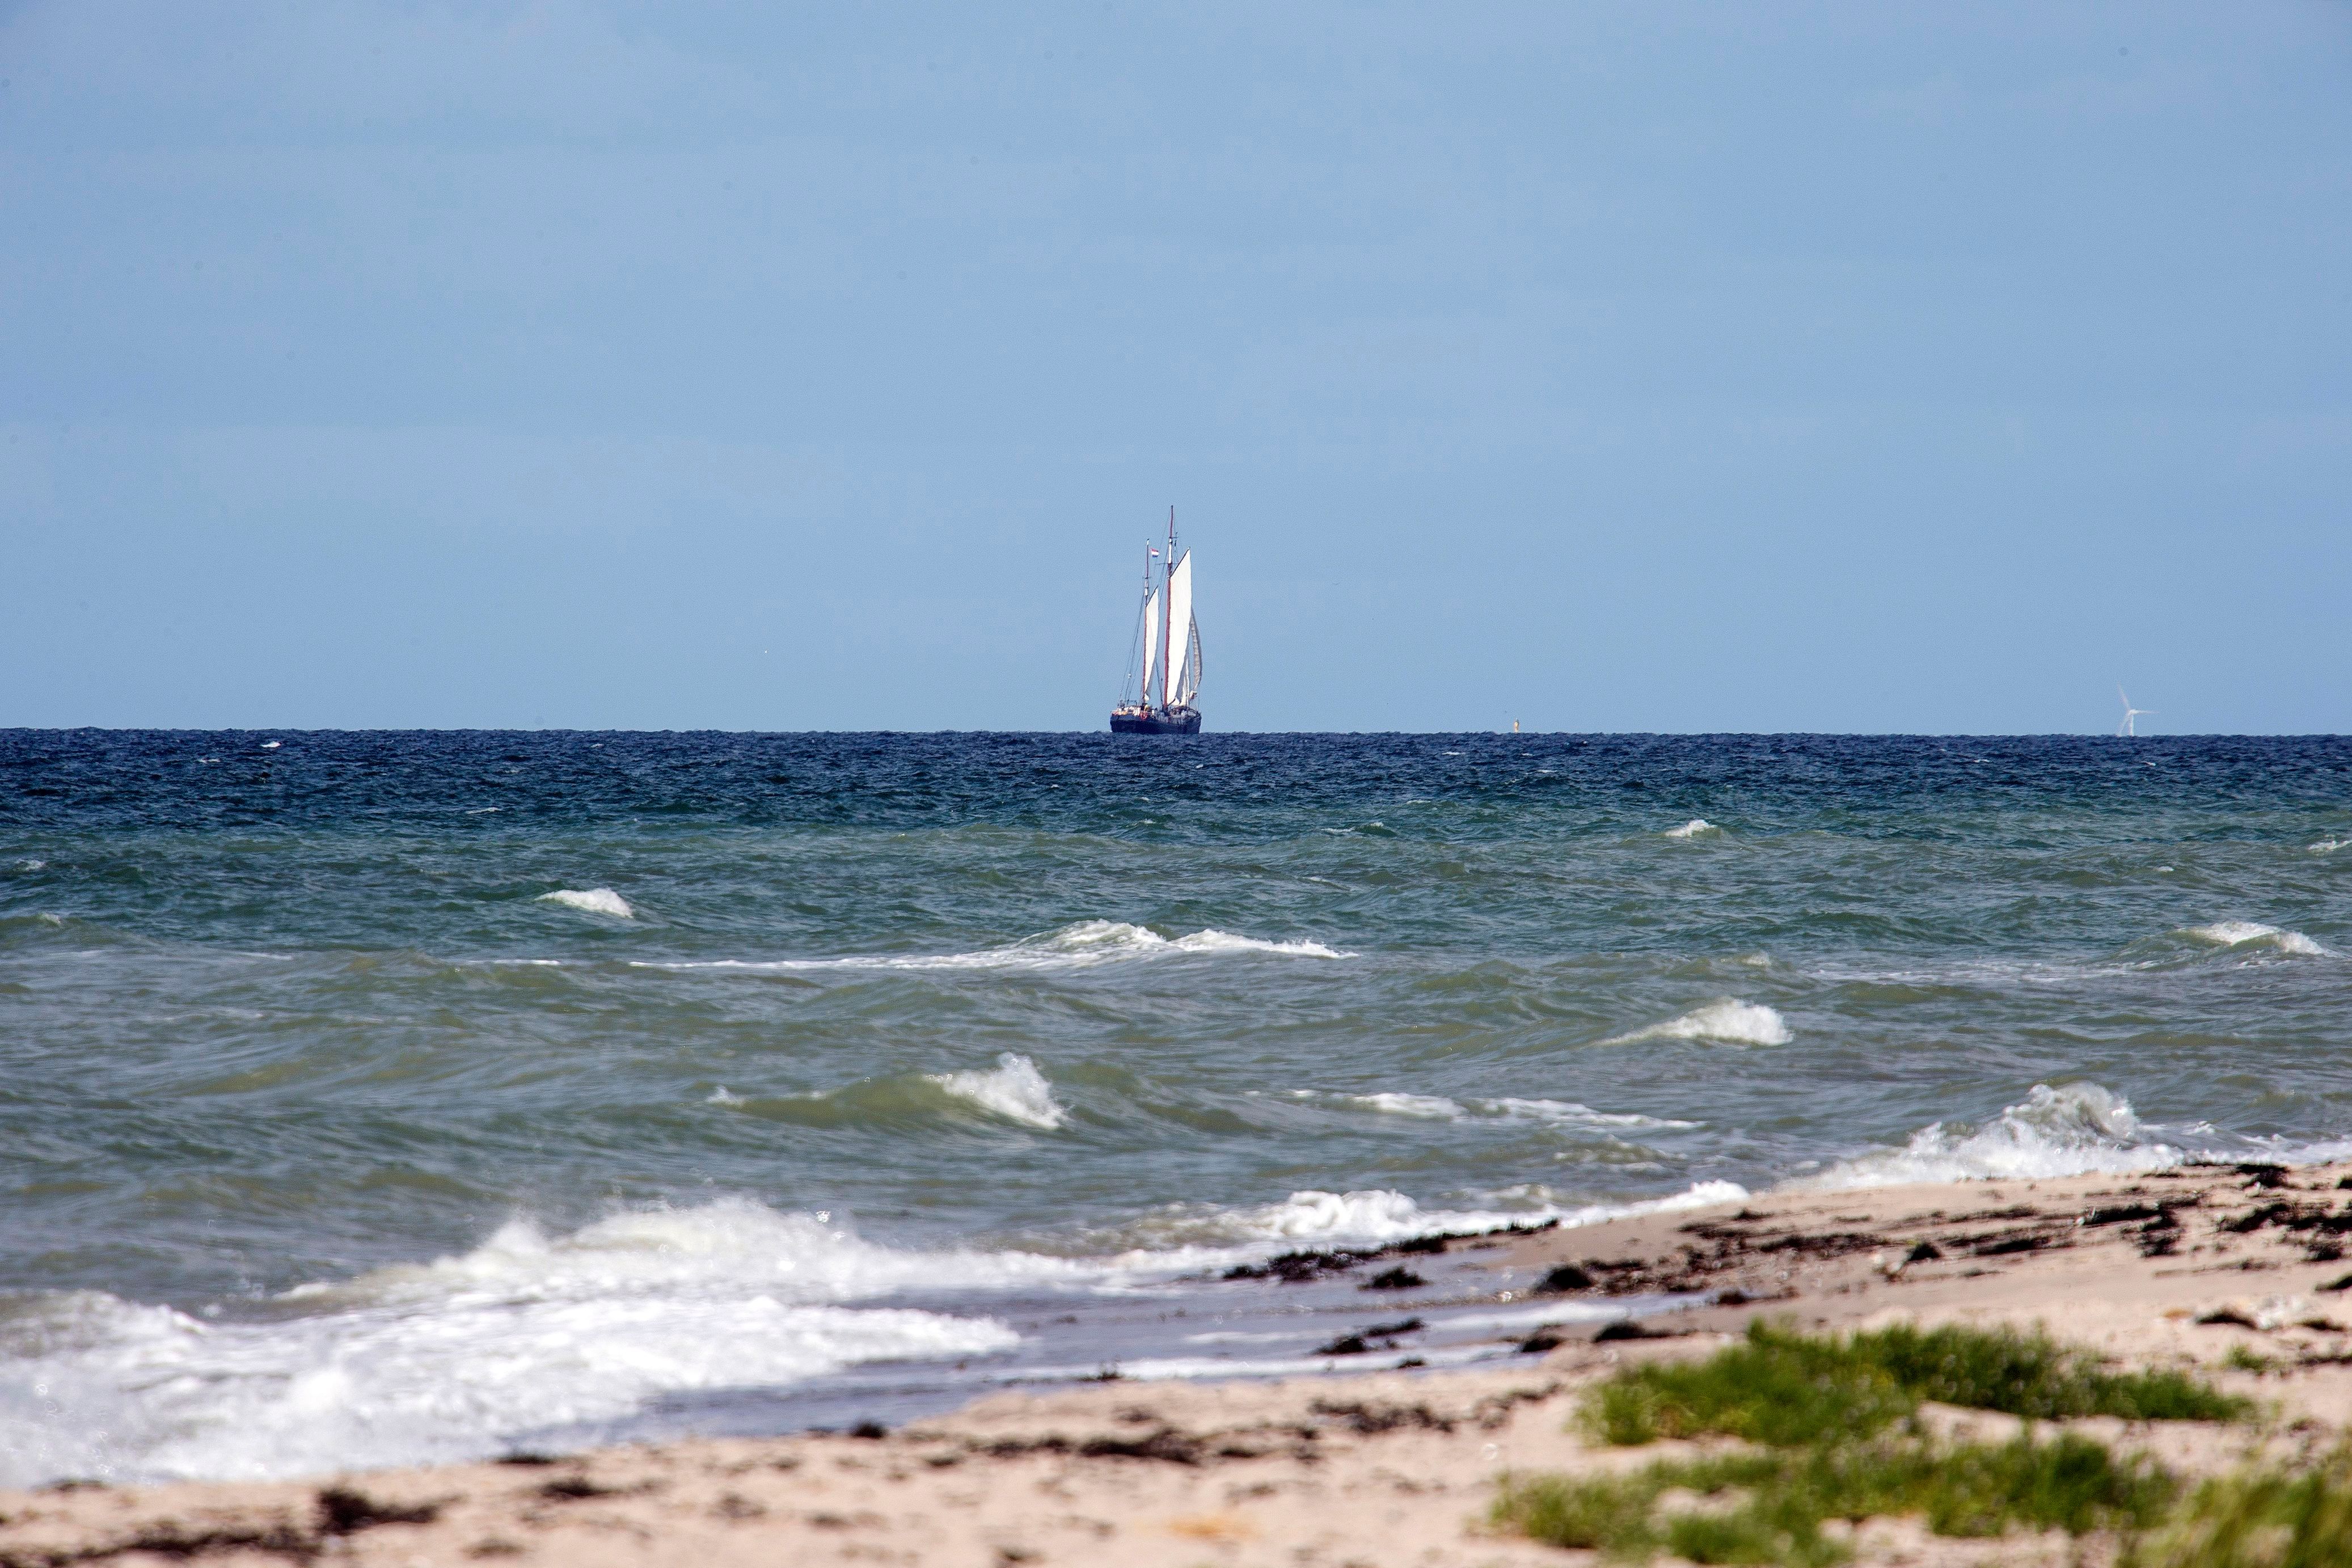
{"left": 1663, "top": 819, "right": 1720, "bottom": 839}
{"left": 1604, "top": 999, "right": 1791, "bottom": 1047}
{"left": 1339, "top": 1092, "right": 1696, "bottom": 1130}
{"left": 2180, "top": 921, "right": 2324, "bottom": 957}
{"left": 640, "top": 919, "right": 1350, "bottom": 974}
{"left": 1806, "top": 1083, "right": 2170, "bottom": 1190}
{"left": 0, "top": 1201, "right": 1054, "bottom": 1486}
{"left": 925, "top": 1053, "right": 1067, "bottom": 1130}
{"left": 538, "top": 887, "right": 634, "bottom": 919}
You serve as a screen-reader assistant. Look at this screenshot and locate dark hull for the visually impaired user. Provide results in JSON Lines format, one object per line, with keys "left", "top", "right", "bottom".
{"left": 1109, "top": 709, "right": 1202, "bottom": 735}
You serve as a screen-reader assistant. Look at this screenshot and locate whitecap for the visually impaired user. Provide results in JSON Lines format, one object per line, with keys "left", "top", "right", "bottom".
{"left": 1200, "top": 1179, "right": 1749, "bottom": 1249}
{"left": 1663, "top": 818, "right": 1720, "bottom": 839}
{"left": 1602, "top": 999, "right": 1791, "bottom": 1047}
{"left": 707, "top": 1086, "right": 741, "bottom": 1105}
{"left": 2309, "top": 838, "right": 2347, "bottom": 854}
{"left": 1348, "top": 1092, "right": 1466, "bottom": 1120}
{"left": 538, "top": 887, "right": 634, "bottom": 920}
{"left": 1483, "top": 1097, "right": 1701, "bottom": 1130}
{"left": 0, "top": 1201, "right": 1050, "bottom": 1487}
{"left": 926, "top": 1053, "right": 1067, "bottom": 1129}
{"left": 1337, "top": 1093, "right": 1696, "bottom": 1130}
{"left": 1803, "top": 1083, "right": 2173, "bottom": 1190}
{"left": 637, "top": 919, "right": 1350, "bottom": 973}
{"left": 2181, "top": 921, "right": 2324, "bottom": 957}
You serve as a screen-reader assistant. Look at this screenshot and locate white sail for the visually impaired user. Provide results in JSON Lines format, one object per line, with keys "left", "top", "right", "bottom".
{"left": 1139, "top": 588, "right": 1159, "bottom": 707}
{"left": 1176, "top": 618, "right": 1202, "bottom": 705}
{"left": 1164, "top": 552, "right": 1193, "bottom": 706}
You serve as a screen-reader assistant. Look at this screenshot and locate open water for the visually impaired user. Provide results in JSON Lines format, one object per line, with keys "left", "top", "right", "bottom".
{"left": 2, "top": 731, "right": 2348, "bottom": 1484}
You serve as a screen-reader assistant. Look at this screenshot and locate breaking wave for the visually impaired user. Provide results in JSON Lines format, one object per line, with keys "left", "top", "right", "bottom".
{"left": 2179, "top": 921, "right": 2325, "bottom": 957}
{"left": 0, "top": 1201, "right": 1056, "bottom": 1486}
{"left": 1804, "top": 1083, "right": 2177, "bottom": 1189}
{"left": 0, "top": 1176, "right": 1762, "bottom": 1487}
{"left": 1603, "top": 999, "right": 1791, "bottom": 1047}
{"left": 1338, "top": 1092, "right": 1697, "bottom": 1130}
{"left": 538, "top": 887, "right": 634, "bottom": 919}
{"left": 638, "top": 919, "right": 1350, "bottom": 973}
{"left": 925, "top": 1053, "right": 1067, "bottom": 1130}
{"left": 1214, "top": 1181, "right": 1748, "bottom": 1248}
{"left": 1663, "top": 818, "right": 1720, "bottom": 839}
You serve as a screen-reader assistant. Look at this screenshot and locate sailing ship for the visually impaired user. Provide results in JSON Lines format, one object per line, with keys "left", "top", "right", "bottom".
{"left": 1109, "top": 509, "right": 1202, "bottom": 734}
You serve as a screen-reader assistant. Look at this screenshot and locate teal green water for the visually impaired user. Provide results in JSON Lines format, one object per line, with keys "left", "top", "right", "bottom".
{"left": 2, "top": 732, "right": 2346, "bottom": 1482}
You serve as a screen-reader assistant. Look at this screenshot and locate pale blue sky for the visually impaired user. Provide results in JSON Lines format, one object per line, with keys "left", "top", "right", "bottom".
{"left": 4, "top": 3, "right": 2347, "bottom": 732}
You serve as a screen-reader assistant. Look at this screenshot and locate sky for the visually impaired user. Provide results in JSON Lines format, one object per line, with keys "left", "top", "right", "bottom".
{"left": 3, "top": 2, "right": 2347, "bottom": 733}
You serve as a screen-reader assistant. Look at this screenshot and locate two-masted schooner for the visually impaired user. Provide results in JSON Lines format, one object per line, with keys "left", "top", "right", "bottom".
{"left": 1110, "top": 509, "right": 1202, "bottom": 734}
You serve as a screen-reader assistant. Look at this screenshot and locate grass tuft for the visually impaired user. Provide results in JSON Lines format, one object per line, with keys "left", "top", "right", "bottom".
{"left": 1500, "top": 1322, "right": 2244, "bottom": 1563}
{"left": 1582, "top": 1320, "right": 2245, "bottom": 1446}
{"left": 1494, "top": 1434, "right": 2172, "bottom": 1565}
{"left": 2121, "top": 1446, "right": 2352, "bottom": 1568}
{"left": 1843, "top": 1320, "right": 2244, "bottom": 1423}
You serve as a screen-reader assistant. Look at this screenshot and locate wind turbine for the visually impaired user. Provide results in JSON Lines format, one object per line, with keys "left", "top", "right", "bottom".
{"left": 2117, "top": 686, "right": 2153, "bottom": 737}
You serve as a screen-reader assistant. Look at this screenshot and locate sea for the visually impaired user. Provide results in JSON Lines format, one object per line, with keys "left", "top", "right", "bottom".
{"left": 2, "top": 730, "right": 2347, "bottom": 1486}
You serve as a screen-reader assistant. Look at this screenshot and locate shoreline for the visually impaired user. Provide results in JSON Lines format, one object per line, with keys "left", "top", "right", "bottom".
{"left": 8, "top": 1160, "right": 2352, "bottom": 1565}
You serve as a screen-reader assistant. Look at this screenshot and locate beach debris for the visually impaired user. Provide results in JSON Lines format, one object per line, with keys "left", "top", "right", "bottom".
{"left": 1361, "top": 1265, "right": 1426, "bottom": 1290}
{"left": 537, "top": 1475, "right": 624, "bottom": 1501}
{"left": 1594, "top": 1320, "right": 1675, "bottom": 1343}
{"left": 1306, "top": 1397, "right": 1452, "bottom": 1433}
{"left": 1224, "top": 1247, "right": 1371, "bottom": 1283}
{"left": 318, "top": 1487, "right": 443, "bottom": 1533}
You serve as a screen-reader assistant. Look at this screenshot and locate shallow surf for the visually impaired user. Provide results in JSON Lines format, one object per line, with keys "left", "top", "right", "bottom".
{"left": 2, "top": 730, "right": 2346, "bottom": 1483}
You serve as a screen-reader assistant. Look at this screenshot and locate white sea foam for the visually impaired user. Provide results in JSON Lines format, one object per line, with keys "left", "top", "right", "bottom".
{"left": 2310, "top": 838, "right": 2347, "bottom": 854}
{"left": 1198, "top": 1180, "right": 1749, "bottom": 1250}
{"left": 2180, "top": 921, "right": 2325, "bottom": 957}
{"left": 638, "top": 919, "right": 1350, "bottom": 974}
{"left": 1603, "top": 999, "right": 1791, "bottom": 1047}
{"left": 926, "top": 1053, "right": 1067, "bottom": 1129}
{"left": 0, "top": 1202, "right": 1053, "bottom": 1487}
{"left": 1664, "top": 818, "right": 1720, "bottom": 839}
{"left": 1341, "top": 1093, "right": 1696, "bottom": 1131}
{"left": 538, "top": 887, "right": 634, "bottom": 920}
{"left": 1803, "top": 1083, "right": 2177, "bottom": 1190}
{"left": 0, "top": 1174, "right": 1777, "bottom": 1487}
{"left": 1351, "top": 1092, "right": 1465, "bottom": 1119}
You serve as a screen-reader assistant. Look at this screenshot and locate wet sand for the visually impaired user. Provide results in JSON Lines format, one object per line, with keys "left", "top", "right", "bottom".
{"left": 8, "top": 1160, "right": 2350, "bottom": 1566}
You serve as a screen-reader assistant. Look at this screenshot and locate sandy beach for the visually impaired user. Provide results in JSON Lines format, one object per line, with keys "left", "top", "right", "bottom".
{"left": 8, "top": 1159, "right": 2350, "bottom": 1566}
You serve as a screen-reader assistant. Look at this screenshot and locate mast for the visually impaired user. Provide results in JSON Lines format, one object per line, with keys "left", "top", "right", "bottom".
{"left": 1161, "top": 507, "right": 1176, "bottom": 710}
{"left": 1128, "top": 540, "right": 1156, "bottom": 709}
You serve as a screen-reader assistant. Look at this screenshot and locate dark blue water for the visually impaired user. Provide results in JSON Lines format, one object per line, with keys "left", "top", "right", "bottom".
{"left": 3, "top": 731, "right": 2347, "bottom": 1483}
